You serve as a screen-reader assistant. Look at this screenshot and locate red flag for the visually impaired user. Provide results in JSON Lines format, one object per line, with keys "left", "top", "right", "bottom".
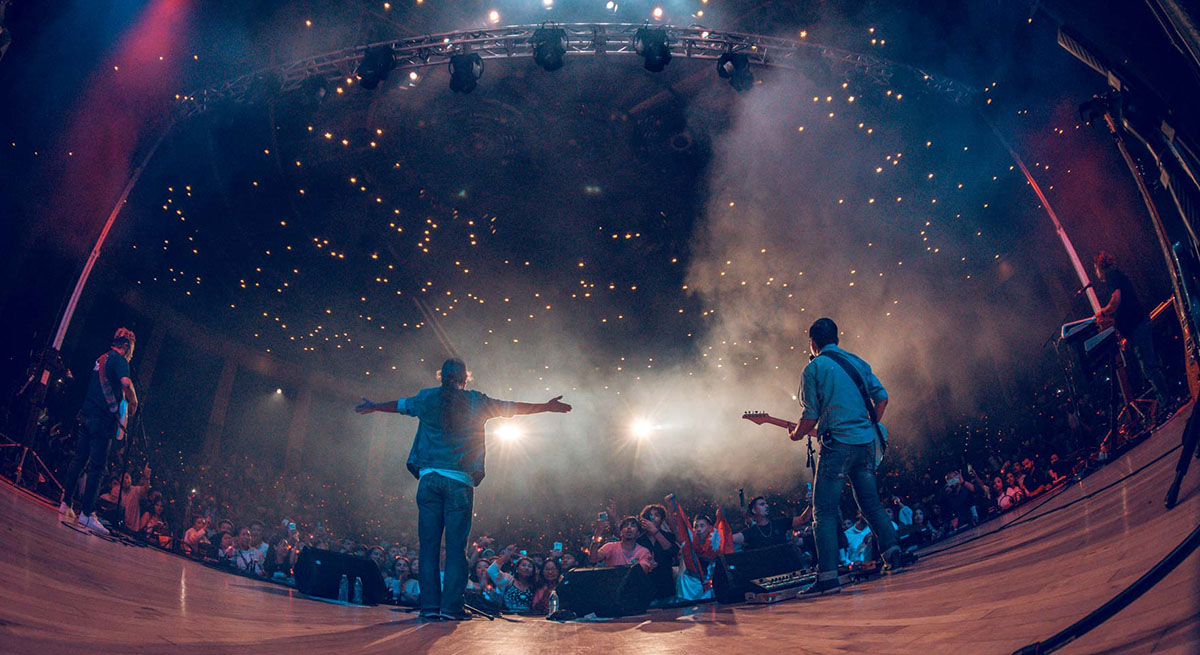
{"left": 713, "top": 508, "right": 736, "bottom": 555}
{"left": 665, "top": 494, "right": 703, "bottom": 576}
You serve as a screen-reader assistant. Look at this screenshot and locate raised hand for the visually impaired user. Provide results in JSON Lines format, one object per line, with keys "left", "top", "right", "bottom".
{"left": 544, "top": 396, "right": 572, "bottom": 413}
{"left": 355, "top": 397, "right": 375, "bottom": 414}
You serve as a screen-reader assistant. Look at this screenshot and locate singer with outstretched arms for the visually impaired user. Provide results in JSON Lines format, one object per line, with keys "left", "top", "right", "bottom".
{"left": 355, "top": 358, "right": 571, "bottom": 620}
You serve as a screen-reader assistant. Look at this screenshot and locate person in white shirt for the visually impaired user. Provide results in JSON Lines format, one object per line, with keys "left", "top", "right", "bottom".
{"left": 843, "top": 516, "right": 873, "bottom": 563}
{"left": 892, "top": 497, "right": 913, "bottom": 526}
{"left": 183, "top": 516, "right": 210, "bottom": 554}
{"left": 233, "top": 527, "right": 265, "bottom": 576}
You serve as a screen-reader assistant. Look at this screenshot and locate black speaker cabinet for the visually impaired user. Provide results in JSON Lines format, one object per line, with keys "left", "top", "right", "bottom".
{"left": 712, "top": 544, "right": 802, "bottom": 604}
{"left": 294, "top": 547, "right": 389, "bottom": 605}
{"left": 557, "top": 565, "right": 652, "bottom": 617}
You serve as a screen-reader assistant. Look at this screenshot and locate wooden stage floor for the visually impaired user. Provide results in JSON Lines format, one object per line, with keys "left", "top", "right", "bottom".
{"left": 1, "top": 413, "right": 1198, "bottom": 655}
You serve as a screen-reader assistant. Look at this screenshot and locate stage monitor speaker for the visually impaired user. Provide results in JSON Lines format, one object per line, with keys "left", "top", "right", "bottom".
{"left": 712, "top": 544, "right": 802, "bottom": 604}
{"left": 557, "top": 564, "right": 652, "bottom": 617}
{"left": 294, "top": 547, "right": 389, "bottom": 605}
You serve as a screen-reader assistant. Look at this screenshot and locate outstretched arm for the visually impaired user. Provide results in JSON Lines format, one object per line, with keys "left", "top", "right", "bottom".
{"left": 355, "top": 397, "right": 402, "bottom": 414}
{"left": 511, "top": 396, "right": 572, "bottom": 415}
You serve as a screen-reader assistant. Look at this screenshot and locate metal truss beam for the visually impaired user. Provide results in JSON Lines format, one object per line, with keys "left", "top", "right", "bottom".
{"left": 176, "top": 23, "right": 977, "bottom": 118}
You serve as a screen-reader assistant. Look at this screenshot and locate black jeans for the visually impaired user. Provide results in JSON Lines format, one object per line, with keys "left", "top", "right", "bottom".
{"left": 415, "top": 472, "right": 474, "bottom": 615}
{"left": 813, "top": 438, "right": 898, "bottom": 578}
{"left": 61, "top": 414, "right": 115, "bottom": 515}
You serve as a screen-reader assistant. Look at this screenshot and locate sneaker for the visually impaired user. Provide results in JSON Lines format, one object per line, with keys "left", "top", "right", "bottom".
{"left": 77, "top": 512, "right": 110, "bottom": 535}
{"left": 58, "top": 502, "right": 76, "bottom": 521}
{"left": 418, "top": 610, "right": 442, "bottom": 621}
{"left": 882, "top": 546, "right": 904, "bottom": 574}
{"left": 439, "top": 611, "right": 472, "bottom": 621}
{"left": 798, "top": 577, "right": 842, "bottom": 598}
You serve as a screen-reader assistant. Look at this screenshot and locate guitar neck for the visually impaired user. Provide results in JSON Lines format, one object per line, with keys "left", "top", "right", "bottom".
{"left": 764, "top": 416, "right": 796, "bottom": 430}
{"left": 746, "top": 415, "right": 795, "bottom": 430}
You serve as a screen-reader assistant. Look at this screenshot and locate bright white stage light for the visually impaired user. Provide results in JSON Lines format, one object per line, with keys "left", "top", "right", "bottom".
{"left": 631, "top": 418, "right": 654, "bottom": 439}
{"left": 543, "top": 0, "right": 553, "bottom": 7}
{"left": 275, "top": 388, "right": 282, "bottom": 395}
{"left": 495, "top": 423, "right": 522, "bottom": 441}
{"left": 652, "top": 6, "right": 663, "bottom": 19}
{"left": 488, "top": 9, "right": 500, "bottom": 23}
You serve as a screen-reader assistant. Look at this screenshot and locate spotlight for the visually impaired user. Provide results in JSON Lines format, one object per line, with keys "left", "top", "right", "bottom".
{"left": 275, "top": 388, "right": 283, "bottom": 395}
{"left": 652, "top": 6, "right": 663, "bottom": 19}
{"left": 488, "top": 9, "right": 500, "bottom": 23}
{"left": 717, "top": 52, "right": 753, "bottom": 91}
{"left": 449, "top": 53, "right": 484, "bottom": 93}
{"left": 634, "top": 28, "right": 671, "bottom": 72}
{"left": 531, "top": 26, "right": 567, "bottom": 71}
{"left": 631, "top": 418, "right": 654, "bottom": 439}
{"left": 495, "top": 423, "right": 522, "bottom": 441}
{"left": 355, "top": 45, "right": 395, "bottom": 90}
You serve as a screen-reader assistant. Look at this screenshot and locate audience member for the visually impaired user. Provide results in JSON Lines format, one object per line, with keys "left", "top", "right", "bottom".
{"left": 530, "top": 558, "right": 562, "bottom": 614}
{"left": 843, "top": 515, "right": 873, "bottom": 563}
{"left": 232, "top": 527, "right": 265, "bottom": 576}
{"left": 589, "top": 517, "right": 656, "bottom": 573}
{"left": 183, "top": 517, "right": 210, "bottom": 554}
{"left": 488, "top": 546, "right": 536, "bottom": 612}
{"left": 635, "top": 504, "right": 678, "bottom": 601}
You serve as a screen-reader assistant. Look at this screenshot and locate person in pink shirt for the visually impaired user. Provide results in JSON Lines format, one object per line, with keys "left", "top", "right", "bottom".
{"left": 587, "top": 516, "right": 656, "bottom": 573}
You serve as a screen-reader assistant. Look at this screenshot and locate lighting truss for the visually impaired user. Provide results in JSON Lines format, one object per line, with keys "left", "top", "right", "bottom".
{"left": 176, "top": 23, "right": 977, "bottom": 117}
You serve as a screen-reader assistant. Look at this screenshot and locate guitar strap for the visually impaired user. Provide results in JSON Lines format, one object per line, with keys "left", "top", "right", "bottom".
{"left": 96, "top": 350, "right": 121, "bottom": 415}
{"left": 818, "top": 350, "right": 887, "bottom": 457}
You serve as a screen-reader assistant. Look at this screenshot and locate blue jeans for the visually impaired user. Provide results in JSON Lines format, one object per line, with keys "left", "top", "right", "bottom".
{"left": 813, "top": 438, "right": 898, "bottom": 578}
{"left": 415, "top": 472, "right": 474, "bottom": 614}
{"left": 61, "top": 414, "right": 115, "bottom": 515}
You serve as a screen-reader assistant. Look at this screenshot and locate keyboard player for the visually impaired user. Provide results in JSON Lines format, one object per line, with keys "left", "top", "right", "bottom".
{"left": 1093, "top": 251, "right": 1171, "bottom": 416}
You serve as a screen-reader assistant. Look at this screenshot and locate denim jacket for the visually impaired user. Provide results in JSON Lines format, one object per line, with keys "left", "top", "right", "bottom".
{"left": 399, "top": 387, "right": 516, "bottom": 486}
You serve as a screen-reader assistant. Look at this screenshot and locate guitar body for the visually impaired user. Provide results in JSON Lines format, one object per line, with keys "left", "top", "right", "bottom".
{"left": 115, "top": 399, "right": 128, "bottom": 441}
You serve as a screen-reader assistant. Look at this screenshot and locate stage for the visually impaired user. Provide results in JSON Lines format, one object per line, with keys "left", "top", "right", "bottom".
{"left": 1, "top": 413, "right": 1197, "bottom": 655}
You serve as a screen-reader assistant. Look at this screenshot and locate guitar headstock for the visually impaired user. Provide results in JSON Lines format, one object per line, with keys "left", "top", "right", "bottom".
{"left": 741, "top": 411, "right": 770, "bottom": 425}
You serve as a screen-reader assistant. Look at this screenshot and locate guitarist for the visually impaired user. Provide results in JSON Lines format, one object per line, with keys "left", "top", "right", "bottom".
{"left": 787, "top": 318, "right": 902, "bottom": 597}
{"left": 59, "top": 328, "right": 139, "bottom": 535}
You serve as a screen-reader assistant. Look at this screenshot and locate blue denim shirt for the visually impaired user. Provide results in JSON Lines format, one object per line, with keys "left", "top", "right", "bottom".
{"left": 399, "top": 387, "right": 516, "bottom": 486}
{"left": 799, "top": 344, "right": 887, "bottom": 445}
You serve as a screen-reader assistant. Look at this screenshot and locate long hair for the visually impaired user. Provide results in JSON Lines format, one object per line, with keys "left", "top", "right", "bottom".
{"left": 536, "top": 558, "right": 560, "bottom": 590}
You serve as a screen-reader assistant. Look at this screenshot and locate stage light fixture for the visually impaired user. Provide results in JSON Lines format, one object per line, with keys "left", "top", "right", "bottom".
{"left": 634, "top": 28, "right": 671, "bottom": 72}
{"left": 717, "top": 52, "right": 753, "bottom": 91}
{"left": 531, "top": 27, "right": 567, "bottom": 71}
{"left": 299, "top": 76, "right": 329, "bottom": 104}
{"left": 449, "top": 53, "right": 484, "bottom": 93}
{"left": 355, "top": 45, "right": 396, "bottom": 90}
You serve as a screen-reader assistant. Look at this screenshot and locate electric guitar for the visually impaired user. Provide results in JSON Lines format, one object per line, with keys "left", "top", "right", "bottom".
{"left": 741, "top": 411, "right": 887, "bottom": 468}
